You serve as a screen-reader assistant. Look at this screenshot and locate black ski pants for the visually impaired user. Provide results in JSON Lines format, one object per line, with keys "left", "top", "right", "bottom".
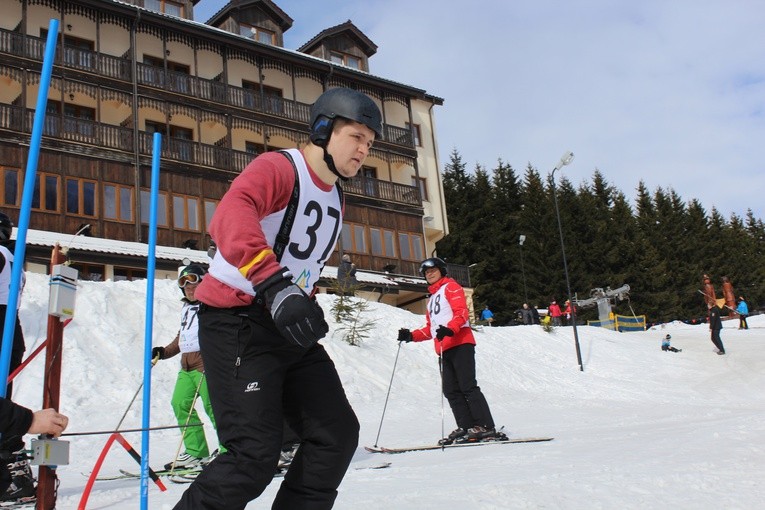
{"left": 440, "top": 343, "right": 494, "bottom": 430}
{"left": 174, "top": 303, "right": 359, "bottom": 510}
{"left": 711, "top": 328, "right": 725, "bottom": 353}
{"left": 0, "top": 304, "right": 26, "bottom": 454}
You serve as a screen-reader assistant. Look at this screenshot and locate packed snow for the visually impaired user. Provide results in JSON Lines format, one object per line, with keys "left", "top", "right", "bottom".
{"left": 10, "top": 272, "right": 765, "bottom": 509}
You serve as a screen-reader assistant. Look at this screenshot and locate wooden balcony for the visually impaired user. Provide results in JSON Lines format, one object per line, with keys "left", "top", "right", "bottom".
{"left": 0, "top": 28, "right": 415, "bottom": 149}
{"left": 0, "top": 103, "right": 421, "bottom": 207}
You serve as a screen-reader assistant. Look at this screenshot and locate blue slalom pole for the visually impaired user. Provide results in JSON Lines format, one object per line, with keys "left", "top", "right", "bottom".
{"left": 140, "top": 132, "right": 161, "bottom": 508}
{"left": 0, "top": 19, "right": 59, "bottom": 398}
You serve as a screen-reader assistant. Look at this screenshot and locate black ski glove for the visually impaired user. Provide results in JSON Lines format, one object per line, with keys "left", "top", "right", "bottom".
{"left": 152, "top": 346, "right": 164, "bottom": 360}
{"left": 436, "top": 325, "right": 454, "bottom": 340}
{"left": 256, "top": 269, "right": 329, "bottom": 348}
{"left": 397, "top": 328, "right": 413, "bottom": 343}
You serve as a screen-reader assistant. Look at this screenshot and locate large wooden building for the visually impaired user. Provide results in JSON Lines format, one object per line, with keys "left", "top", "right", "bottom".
{"left": 0, "top": 0, "right": 471, "bottom": 311}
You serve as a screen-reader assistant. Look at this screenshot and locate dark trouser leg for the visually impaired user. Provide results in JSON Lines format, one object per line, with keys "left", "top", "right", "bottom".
{"left": 443, "top": 344, "right": 494, "bottom": 429}
{"left": 272, "top": 345, "right": 359, "bottom": 510}
{"left": 175, "top": 306, "right": 292, "bottom": 510}
{"left": 711, "top": 330, "right": 725, "bottom": 353}
{"left": 441, "top": 350, "right": 473, "bottom": 430}
{"left": 2, "top": 313, "right": 25, "bottom": 453}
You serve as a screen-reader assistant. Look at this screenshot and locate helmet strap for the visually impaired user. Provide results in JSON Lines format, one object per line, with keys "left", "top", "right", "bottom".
{"left": 320, "top": 134, "right": 349, "bottom": 182}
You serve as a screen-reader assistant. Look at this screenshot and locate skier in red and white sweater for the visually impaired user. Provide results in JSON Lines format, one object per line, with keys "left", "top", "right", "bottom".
{"left": 175, "top": 88, "right": 381, "bottom": 510}
{"left": 398, "top": 257, "right": 500, "bottom": 445}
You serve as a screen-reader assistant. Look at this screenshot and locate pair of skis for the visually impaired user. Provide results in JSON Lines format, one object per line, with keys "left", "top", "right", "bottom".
{"left": 365, "top": 436, "right": 553, "bottom": 454}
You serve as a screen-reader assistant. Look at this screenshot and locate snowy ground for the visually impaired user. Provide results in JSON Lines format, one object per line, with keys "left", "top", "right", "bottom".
{"left": 11, "top": 272, "right": 765, "bottom": 509}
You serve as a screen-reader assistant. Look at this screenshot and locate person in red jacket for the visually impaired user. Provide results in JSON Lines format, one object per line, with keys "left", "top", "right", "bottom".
{"left": 549, "top": 300, "right": 563, "bottom": 326}
{"left": 398, "top": 257, "right": 500, "bottom": 445}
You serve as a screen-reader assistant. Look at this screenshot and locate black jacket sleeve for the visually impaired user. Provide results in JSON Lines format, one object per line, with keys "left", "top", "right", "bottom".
{"left": 0, "top": 397, "right": 34, "bottom": 442}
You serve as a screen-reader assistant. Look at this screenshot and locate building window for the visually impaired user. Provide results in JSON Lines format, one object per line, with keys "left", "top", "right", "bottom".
{"left": 341, "top": 222, "right": 367, "bottom": 253}
{"left": 103, "top": 183, "right": 133, "bottom": 222}
{"left": 263, "top": 85, "right": 283, "bottom": 114}
{"left": 411, "top": 176, "right": 428, "bottom": 201}
{"left": 405, "top": 122, "right": 422, "bottom": 146}
{"left": 146, "top": 121, "right": 194, "bottom": 161}
{"left": 370, "top": 227, "right": 396, "bottom": 257}
{"left": 398, "top": 232, "right": 424, "bottom": 261}
{"left": 204, "top": 200, "right": 218, "bottom": 229}
{"left": 69, "top": 262, "right": 105, "bottom": 281}
{"left": 144, "top": 0, "right": 183, "bottom": 17}
{"left": 113, "top": 267, "right": 147, "bottom": 282}
{"left": 1, "top": 168, "right": 19, "bottom": 206}
{"left": 32, "top": 172, "right": 59, "bottom": 212}
{"left": 330, "top": 51, "right": 361, "bottom": 69}
{"left": 239, "top": 23, "right": 275, "bottom": 45}
{"left": 66, "top": 178, "right": 97, "bottom": 217}
{"left": 245, "top": 141, "right": 263, "bottom": 156}
{"left": 173, "top": 194, "right": 200, "bottom": 231}
{"left": 140, "top": 189, "right": 168, "bottom": 226}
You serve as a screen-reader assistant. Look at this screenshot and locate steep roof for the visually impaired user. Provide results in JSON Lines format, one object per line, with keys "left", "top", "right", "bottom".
{"left": 205, "top": 0, "right": 293, "bottom": 31}
{"left": 298, "top": 19, "right": 377, "bottom": 57}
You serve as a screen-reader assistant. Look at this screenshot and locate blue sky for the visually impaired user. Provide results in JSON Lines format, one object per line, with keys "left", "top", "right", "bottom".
{"left": 194, "top": 0, "right": 765, "bottom": 220}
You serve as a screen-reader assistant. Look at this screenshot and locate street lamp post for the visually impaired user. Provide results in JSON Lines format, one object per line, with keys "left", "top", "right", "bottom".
{"left": 550, "top": 150, "right": 584, "bottom": 372}
{"left": 518, "top": 234, "right": 528, "bottom": 303}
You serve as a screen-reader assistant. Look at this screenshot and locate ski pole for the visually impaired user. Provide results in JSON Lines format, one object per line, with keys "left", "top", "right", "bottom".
{"left": 116, "top": 356, "right": 159, "bottom": 432}
{"left": 438, "top": 340, "right": 445, "bottom": 449}
{"left": 169, "top": 372, "right": 205, "bottom": 474}
{"left": 372, "top": 341, "right": 402, "bottom": 448}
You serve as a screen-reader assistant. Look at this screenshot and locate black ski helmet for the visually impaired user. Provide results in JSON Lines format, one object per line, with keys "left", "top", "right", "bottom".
{"left": 420, "top": 257, "right": 448, "bottom": 277}
{"left": 309, "top": 88, "right": 382, "bottom": 146}
{"left": 0, "top": 212, "right": 13, "bottom": 242}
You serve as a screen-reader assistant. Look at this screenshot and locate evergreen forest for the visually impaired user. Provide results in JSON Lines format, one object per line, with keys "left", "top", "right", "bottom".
{"left": 435, "top": 149, "right": 765, "bottom": 326}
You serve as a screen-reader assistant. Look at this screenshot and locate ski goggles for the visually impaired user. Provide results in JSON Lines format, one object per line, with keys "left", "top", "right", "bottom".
{"left": 178, "top": 273, "right": 202, "bottom": 288}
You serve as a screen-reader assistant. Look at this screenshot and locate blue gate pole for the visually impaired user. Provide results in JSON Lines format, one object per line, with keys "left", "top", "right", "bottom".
{"left": 140, "top": 132, "right": 161, "bottom": 508}
{"left": 0, "top": 19, "right": 59, "bottom": 397}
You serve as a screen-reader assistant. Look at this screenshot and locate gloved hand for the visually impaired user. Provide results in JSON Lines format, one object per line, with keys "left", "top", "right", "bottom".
{"left": 436, "top": 325, "right": 454, "bottom": 340}
{"left": 152, "top": 346, "right": 164, "bottom": 361}
{"left": 256, "top": 269, "right": 328, "bottom": 348}
{"left": 397, "top": 328, "right": 413, "bottom": 343}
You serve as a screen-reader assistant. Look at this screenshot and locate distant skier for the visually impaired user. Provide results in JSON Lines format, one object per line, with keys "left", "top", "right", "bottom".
{"left": 661, "top": 334, "right": 681, "bottom": 353}
{"left": 397, "top": 257, "right": 502, "bottom": 445}
{"left": 708, "top": 304, "right": 726, "bottom": 355}
{"left": 736, "top": 296, "right": 749, "bottom": 330}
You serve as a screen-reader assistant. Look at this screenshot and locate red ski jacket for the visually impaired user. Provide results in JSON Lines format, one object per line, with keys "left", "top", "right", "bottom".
{"left": 411, "top": 276, "right": 475, "bottom": 354}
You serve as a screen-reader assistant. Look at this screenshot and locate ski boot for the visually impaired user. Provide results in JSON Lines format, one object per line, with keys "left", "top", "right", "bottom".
{"left": 438, "top": 428, "right": 467, "bottom": 446}
{"left": 0, "top": 452, "right": 36, "bottom": 506}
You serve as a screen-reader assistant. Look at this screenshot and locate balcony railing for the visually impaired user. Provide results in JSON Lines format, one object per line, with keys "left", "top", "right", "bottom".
{"left": 0, "top": 103, "right": 420, "bottom": 207}
{"left": 0, "top": 27, "right": 414, "bottom": 148}
{"left": 343, "top": 176, "right": 421, "bottom": 206}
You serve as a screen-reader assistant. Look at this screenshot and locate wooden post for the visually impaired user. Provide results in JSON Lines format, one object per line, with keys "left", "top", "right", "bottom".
{"left": 36, "top": 243, "right": 66, "bottom": 510}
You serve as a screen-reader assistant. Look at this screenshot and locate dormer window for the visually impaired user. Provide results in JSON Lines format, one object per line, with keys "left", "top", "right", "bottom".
{"left": 330, "top": 51, "right": 361, "bottom": 70}
{"left": 240, "top": 23, "right": 275, "bottom": 45}
{"left": 144, "top": 0, "right": 183, "bottom": 18}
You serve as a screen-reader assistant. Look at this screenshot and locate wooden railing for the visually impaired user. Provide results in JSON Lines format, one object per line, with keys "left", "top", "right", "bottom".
{"left": 0, "top": 27, "right": 416, "bottom": 149}
{"left": 0, "top": 103, "right": 419, "bottom": 206}
{"left": 343, "top": 176, "right": 421, "bottom": 206}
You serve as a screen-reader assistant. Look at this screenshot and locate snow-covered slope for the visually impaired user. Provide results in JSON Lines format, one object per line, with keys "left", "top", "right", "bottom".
{"left": 11, "top": 273, "right": 765, "bottom": 509}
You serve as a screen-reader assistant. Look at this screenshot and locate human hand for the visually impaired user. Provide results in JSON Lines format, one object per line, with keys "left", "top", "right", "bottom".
{"left": 436, "top": 325, "right": 454, "bottom": 340}
{"left": 28, "top": 408, "right": 69, "bottom": 437}
{"left": 256, "top": 269, "right": 328, "bottom": 348}
{"left": 152, "top": 346, "right": 165, "bottom": 361}
{"left": 397, "top": 328, "right": 413, "bottom": 343}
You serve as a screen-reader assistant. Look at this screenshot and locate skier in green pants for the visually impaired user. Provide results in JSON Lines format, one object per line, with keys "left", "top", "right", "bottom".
{"left": 153, "top": 264, "right": 223, "bottom": 470}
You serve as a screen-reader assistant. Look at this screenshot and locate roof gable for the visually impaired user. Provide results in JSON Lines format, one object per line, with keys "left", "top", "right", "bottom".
{"left": 298, "top": 20, "right": 377, "bottom": 57}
